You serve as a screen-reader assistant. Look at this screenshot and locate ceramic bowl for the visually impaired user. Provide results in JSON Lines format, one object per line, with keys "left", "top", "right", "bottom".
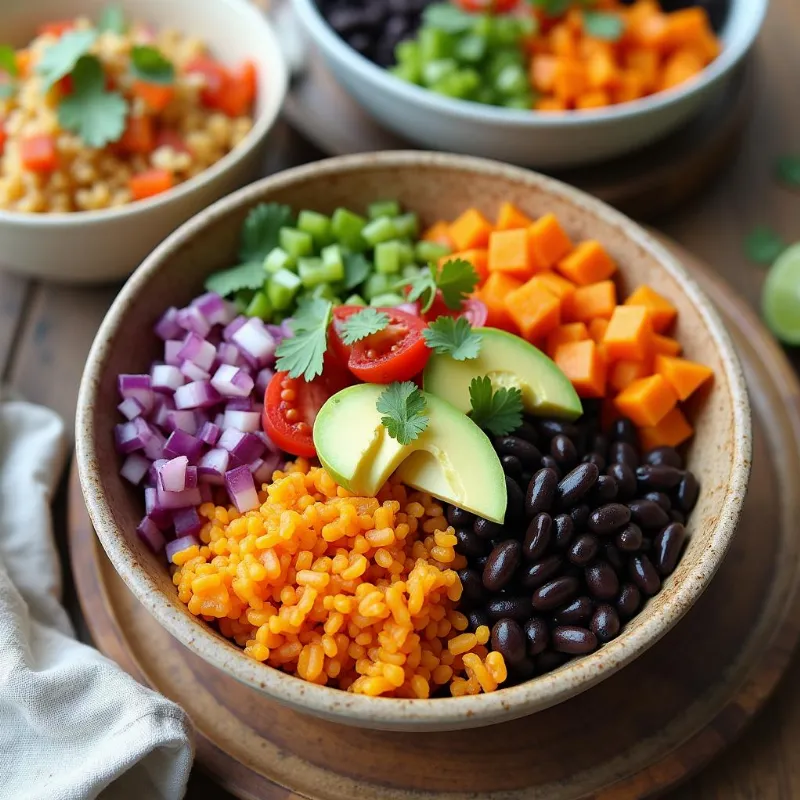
{"left": 0, "top": 0, "right": 288, "bottom": 284}
{"left": 291, "top": 0, "right": 767, "bottom": 169}
{"left": 76, "top": 151, "right": 751, "bottom": 731}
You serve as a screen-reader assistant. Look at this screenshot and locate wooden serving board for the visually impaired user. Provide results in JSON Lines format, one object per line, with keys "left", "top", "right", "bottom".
{"left": 68, "top": 240, "right": 800, "bottom": 800}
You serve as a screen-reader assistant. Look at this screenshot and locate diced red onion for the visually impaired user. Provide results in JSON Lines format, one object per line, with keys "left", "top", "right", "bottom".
{"left": 198, "top": 447, "right": 229, "bottom": 484}
{"left": 165, "top": 534, "right": 199, "bottom": 563}
{"left": 177, "top": 305, "right": 211, "bottom": 338}
{"left": 191, "top": 292, "right": 232, "bottom": 327}
{"left": 172, "top": 506, "right": 203, "bottom": 538}
{"left": 117, "top": 397, "right": 144, "bottom": 421}
{"left": 198, "top": 421, "right": 220, "bottom": 446}
{"left": 255, "top": 368, "right": 274, "bottom": 397}
{"left": 180, "top": 360, "right": 211, "bottom": 382}
{"left": 120, "top": 452, "right": 151, "bottom": 485}
{"left": 225, "top": 465, "right": 260, "bottom": 512}
{"left": 118, "top": 374, "right": 155, "bottom": 414}
{"left": 144, "top": 488, "right": 172, "bottom": 529}
{"left": 213, "top": 412, "right": 225, "bottom": 428}
{"left": 165, "top": 409, "right": 198, "bottom": 435}
{"left": 154, "top": 307, "right": 183, "bottom": 341}
{"left": 142, "top": 424, "right": 166, "bottom": 460}
{"left": 199, "top": 483, "right": 213, "bottom": 503}
{"left": 232, "top": 318, "right": 276, "bottom": 368}
{"left": 152, "top": 364, "right": 184, "bottom": 393}
{"left": 174, "top": 380, "right": 221, "bottom": 410}
{"left": 163, "top": 429, "right": 204, "bottom": 462}
{"left": 210, "top": 364, "right": 254, "bottom": 398}
{"left": 115, "top": 420, "right": 144, "bottom": 454}
{"left": 218, "top": 428, "right": 264, "bottom": 463}
{"left": 217, "top": 342, "right": 241, "bottom": 366}
{"left": 155, "top": 483, "right": 202, "bottom": 511}
{"left": 152, "top": 401, "right": 171, "bottom": 430}
{"left": 223, "top": 315, "right": 247, "bottom": 342}
{"left": 185, "top": 465, "right": 198, "bottom": 489}
{"left": 252, "top": 451, "right": 281, "bottom": 485}
{"left": 223, "top": 409, "right": 261, "bottom": 433}
{"left": 164, "top": 340, "right": 183, "bottom": 366}
{"left": 148, "top": 458, "right": 168, "bottom": 485}
{"left": 226, "top": 396, "right": 253, "bottom": 411}
{"left": 158, "top": 455, "right": 189, "bottom": 492}
{"left": 178, "top": 332, "right": 216, "bottom": 371}
{"left": 265, "top": 324, "right": 285, "bottom": 341}
{"left": 137, "top": 516, "right": 166, "bottom": 553}
{"left": 281, "top": 319, "right": 294, "bottom": 338}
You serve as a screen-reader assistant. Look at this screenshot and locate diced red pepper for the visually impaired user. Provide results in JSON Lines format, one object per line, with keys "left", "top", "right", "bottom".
{"left": 129, "top": 169, "right": 174, "bottom": 201}
{"left": 38, "top": 21, "right": 75, "bottom": 38}
{"left": 215, "top": 60, "right": 257, "bottom": 117}
{"left": 185, "top": 57, "right": 229, "bottom": 110}
{"left": 132, "top": 80, "right": 176, "bottom": 113}
{"left": 118, "top": 115, "right": 156, "bottom": 155}
{"left": 0, "top": 123, "right": 6, "bottom": 157}
{"left": 155, "top": 128, "right": 191, "bottom": 154}
{"left": 20, "top": 135, "right": 58, "bottom": 172}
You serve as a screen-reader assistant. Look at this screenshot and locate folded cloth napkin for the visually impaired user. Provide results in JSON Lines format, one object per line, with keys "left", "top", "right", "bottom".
{"left": 0, "top": 399, "right": 194, "bottom": 800}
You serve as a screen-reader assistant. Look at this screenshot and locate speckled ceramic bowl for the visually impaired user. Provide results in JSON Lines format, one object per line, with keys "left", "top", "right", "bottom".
{"left": 76, "top": 151, "right": 751, "bottom": 731}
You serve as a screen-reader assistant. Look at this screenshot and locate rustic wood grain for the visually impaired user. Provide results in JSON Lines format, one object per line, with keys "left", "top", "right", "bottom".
{"left": 0, "top": 271, "right": 30, "bottom": 380}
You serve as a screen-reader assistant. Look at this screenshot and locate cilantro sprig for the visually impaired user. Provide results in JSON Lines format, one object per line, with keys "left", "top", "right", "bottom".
{"left": 340, "top": 308, "right": 390, "bottom": 345}
{"left": 0, "top": 45, "right": 18, "bottom": 99}
{"left": 37, "top": 28, "right": 98, "bottom": 89}
{"left": 274, "top": 298, "right": 333, "bottom": 382}
{"left": 422, "top": 316, "right": 482, "bottom": 361}
{"left": 377, "top": 382, "right": 430, "bottom": 445}
{"left": 468, "top": 376, "right": 524, "bottom": 437}
{"left": 744, "top": 226, "right": 786, "bottom": 266}
{"left": 130, "top": 45, "right": 175, "bottom": 85}
{"left": 399, "top": 258, "right": 479, "bottom": 314}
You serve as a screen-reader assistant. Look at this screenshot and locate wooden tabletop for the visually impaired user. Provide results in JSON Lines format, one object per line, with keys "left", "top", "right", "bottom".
{"left": 2, "top": 1, "right": 799, "bottom": 796}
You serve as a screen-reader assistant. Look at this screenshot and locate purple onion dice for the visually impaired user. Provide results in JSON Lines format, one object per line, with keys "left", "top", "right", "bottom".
{"left": 154, "top": 307, "right": 183, "bottom": 341}
{"left": 137, "top": 517, "right": 166, "bottom": 553}
{"left": 152, "top": 364, "right": 184, "bottom": 393}
{"left": 165, "top": 534, "right": 200, "bottom": 563}
{"left": 163, "top": 430, "right": 204, "bottom": 463}
{"left": 225, "top": 465, "right": 260, "bottom": 512}
{"left": 231, "top": 318, "right": 276, "bottom": 368}
{"left": 174, "top": 380, "right": 222, "bottom": 410}
{"left": 158, "top": 456, "right": 189, "bottom": 492}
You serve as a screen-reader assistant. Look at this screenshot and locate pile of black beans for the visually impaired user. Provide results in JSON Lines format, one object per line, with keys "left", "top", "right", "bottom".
{"left": 314, "top": 0, "right": 432, "bottom": 68}
{"left": 446, "top": 403, "right": 699, "bottom": 686}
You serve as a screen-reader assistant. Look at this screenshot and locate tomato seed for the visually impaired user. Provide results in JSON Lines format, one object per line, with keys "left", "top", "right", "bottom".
{"left": 281, "top": 389, "right": 296, "bottom": 402}
{"left": 285, "top": 408, "right": 300, "bottom": 422}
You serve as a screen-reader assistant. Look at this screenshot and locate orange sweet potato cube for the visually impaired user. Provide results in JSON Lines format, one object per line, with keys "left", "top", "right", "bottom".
{"left": 614, "top": 374, "right": 678, "bottom": 427}
{"left": 563, "top": 280, "right": 617, "bottom": 323}
{"left": 554, "top": 340, "right": 607, "bottom": 398}
{"left": 624, "top": 285, "right": 678, "bottom": 332}
{"left": 603, "top": 305, "right": 653, "bottom": 361}
{"left": 440, "top": 249, "right": 489, "bottom": 283}
{"left": 479, "top": 272, "right": 523, "bottom": 332}
{"left": 528, "top": 213, "right": 573, "bottom": 270}
{"left": 488, "top": 228, "right": 533, "bottom": 279}
{"left": 557, "top": 240, "right": 617, "bottom": 286}
{"left": 505, "top": 280, "right": 561, "bottom": 341}
{"left": 639, "top": 406, "right": 694, "bottom": 451}
{"left": 546, "top": 322, "right": 589, "bottom": 357}
{"left": 448, "top": 208, "right": 493, "bottom": 251}
{"left": 496, "top": 201, "right": 533, "bottom": 231}
{"left": 654, "top": 354, "right": 714, "bottom": 401}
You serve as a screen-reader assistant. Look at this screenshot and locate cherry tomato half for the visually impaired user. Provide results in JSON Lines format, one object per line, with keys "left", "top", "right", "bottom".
{"left": 424, "top": 296, "right": 489, "bottom": 328}
{"left": 457, "top": 0, "right": 519, "bottom": 11}
{"left": 262, "top": 362, "right": 351, "bottom": 458}
{"left": 329, "top": 306, "right": 362, "bottom": 367}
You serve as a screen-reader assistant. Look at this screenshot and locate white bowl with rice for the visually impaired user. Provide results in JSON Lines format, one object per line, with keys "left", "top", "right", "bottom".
{"left": 0, "top": 0, "right": 288, "bottom": 284}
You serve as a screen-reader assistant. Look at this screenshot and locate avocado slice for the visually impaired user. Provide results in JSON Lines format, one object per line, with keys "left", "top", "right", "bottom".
{"left": 313, "top": 384, "right": 507, "bottom": 524}
{"left": 423, "top": 327, "right": 582, "bottom": 420}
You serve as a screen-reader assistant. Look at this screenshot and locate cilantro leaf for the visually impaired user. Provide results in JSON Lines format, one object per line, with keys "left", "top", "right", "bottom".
{"left": 0, "top": 45, "right": 18, "bottom": 77}
{"left": 468, "top": 376, "right": 523, "bottom": 437}
{"left": 437, "top": 258, "right": 480, "bottom": 310}
{"left": 343, "top": 251, "right": 371, "bottom": 290}
{"left": 583, "top": 11, "right": 624, "bottom": 41}
{"left": 376, "top": 382, "right": 430, "bottom": 446}
{"left": 528, "top": 0, "right": 572, "bottom": 18}
{"left": 775, "top": 155, "right": 800, "bottom": 188}
{"left": 37, "top": 28, "right": 98, "bottom": 89}
{"left": 340, "top": 308, "right": 390, "bottom": 344}
{"left": 205, "top": 262, "right": 266, "bottom": 296}
{"left": 57, "top": 55, "right": 128, "bottom": 147}
{"left": 291, "top": 297, "right": 332, "bottom": 332}
{"left": 130, "top": 45, "right": 175, "bottom": 85}
{"left": 275, "top": 300, "right": 333, "bottom": 382}
{"left": 239, "top": 203, "right": 295, "bottom": 263}
{"left": 422, "top": 4, "right": 476, "bottom": 33}
{"left": 744, "top": 226, "right": 786, "bottom": 266}
{"left": 98, "top": 6, "right": 127, "bottom": 35}
{"left": 399, "top": 267, "right": 438, "bottom": 313}
{"left": 422, "top": 316, "right": 482, "bottom": 360}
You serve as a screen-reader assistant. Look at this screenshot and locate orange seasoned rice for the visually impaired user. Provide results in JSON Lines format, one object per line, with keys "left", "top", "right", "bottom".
{"left": 170, "top": 458, "right": 506, "bottom": 698}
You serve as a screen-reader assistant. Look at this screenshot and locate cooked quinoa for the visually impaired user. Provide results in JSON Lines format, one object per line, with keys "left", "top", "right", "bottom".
{"left": 172, "top": 459, "right": 508, "bottom": 698}
{"left": 0, "top": 16, "right": 255, "bottom": 213}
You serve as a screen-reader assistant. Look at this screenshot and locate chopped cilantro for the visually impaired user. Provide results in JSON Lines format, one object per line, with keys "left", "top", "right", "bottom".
{"left": 775, "top": 155, "right": 800, "bottom": 188}
{"left": 340, "top": 308, "right": 390, "bottom": 344}
{"left": 399, "top": 258, "right": 479, "bottom": 313}
{"left": 529, "top": 0, "right": 572, "bottom": 17}
{"left": 239, "top": 203, "right": 295, "bottom": 263}
{"left": 468, "top": 376, "right": 523, "bottom": 437}
{"left": 343, "top": 251, "right": 372, "bottom": 290}
{"left": 422, "top": 316, "right": 482, "bottom": 360}
{"left": 583, "top": 11, "right": 624, "bottom": 41}
{"left": 37, "top": 28, "right": 98, "bottom": 89}
{"left": 57, "top": 55, "right": 128, "bottom": 147}
{"left": 275, "top": 299, "right": 333, "bottom": 382}
{"left": 376, "top": 382, "right": 430, "bottom": 445}
{"left": 204, "top": 262, "right": 266, "bottom": 296}
{"left": 744, "top": 226, "right": 786, "bottom": 266}
{"left": 400, "top": 266, "right": 438, "bottom": 312}
{"left": 0, "top": 45, "right": 18, "bottom": 77}
{"left": 130, "top": 45, "right": 175, "bottom": 85}
{"left": 98, "top": 6, "right": 127, "bottom": 35}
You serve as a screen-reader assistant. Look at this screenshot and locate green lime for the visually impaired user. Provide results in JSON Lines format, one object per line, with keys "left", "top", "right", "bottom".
{"left": 762, "top": 242, "right": 800, "bottom": 345}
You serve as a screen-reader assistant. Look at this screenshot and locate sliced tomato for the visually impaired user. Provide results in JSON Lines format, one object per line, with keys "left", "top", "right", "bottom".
{"left": 185, "top": 57, "right": 230, "bottom": 110}
{"left": 348, "top": 308, "right": 430, "bottom": 384}
{"left": 329, "top": 306, "right": 362, "bottom": 367}
{"left": 417, "top": 294, "right": 489, "bottom": 328}
{"left": 262, "top": 362, "right": 351, "bottom": 458}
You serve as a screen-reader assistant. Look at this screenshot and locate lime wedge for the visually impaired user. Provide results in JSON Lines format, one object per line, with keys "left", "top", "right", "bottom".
{"left": 762, "top": 242, "right": 800, "bottom": 345}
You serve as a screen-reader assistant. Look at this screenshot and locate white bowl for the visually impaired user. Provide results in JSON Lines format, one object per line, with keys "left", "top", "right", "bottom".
{"left": 0, "top": 0, "right": 288, "bottom": 284}
{"left": 292, "top": 0, "right": 767, "bottom": 169}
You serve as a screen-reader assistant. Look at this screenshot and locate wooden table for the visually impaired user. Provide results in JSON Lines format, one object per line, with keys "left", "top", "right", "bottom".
{"left": 2, "top": 0, "right": 799, "bottom": 795}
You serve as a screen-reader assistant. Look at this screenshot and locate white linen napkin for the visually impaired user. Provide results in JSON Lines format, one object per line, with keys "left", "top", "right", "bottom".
{"left": 0, "top": 399, "right": 194, "bottom": 800}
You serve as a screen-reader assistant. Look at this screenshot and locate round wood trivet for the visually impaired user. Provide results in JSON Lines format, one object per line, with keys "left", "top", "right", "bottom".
{"left": 68, "top": 240, "right": 800, "bottom": 800}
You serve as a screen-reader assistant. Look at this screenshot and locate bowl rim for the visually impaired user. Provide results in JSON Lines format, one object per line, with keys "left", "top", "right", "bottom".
{"left": 0, "top": 0, "right": 288, "bottom": 226}
{"left": 76, "top": 151, "right": 752, "bottom": 728}
{"left": 292, "top": 0, "right": 768, "bottom": 128}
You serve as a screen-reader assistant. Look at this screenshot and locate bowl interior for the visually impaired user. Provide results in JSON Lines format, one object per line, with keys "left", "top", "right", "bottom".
{"left": 78, "top": 153, "right": 749, "bottom": 730}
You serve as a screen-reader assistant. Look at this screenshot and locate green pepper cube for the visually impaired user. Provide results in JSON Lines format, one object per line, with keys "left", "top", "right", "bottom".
{"left": 495, "top": 63, "right": 528, "bottom": 97}
{"left": 370, "top": 292, "right": 405, "bottom": 307}
{"left": 415, "top": 240, "right": 452, "bottom": 263}
{"left": 390, "top": 62, "right": 421, "bottom": 84}
{"left": 267, "top": 268, "right": 301, "bottom": 311}
{"left": 392, "top": 213, "right": 419, "bottom": 239}
{"left": 503, "top": 96, "right": 534, "bottom": 110}
{"left": 363, "top": 271, "right": 392, "bottom": 301}
{"left": 455, "top": 33, "right": 487, "bottom": 64}
{"left": 402, "top": 263, "right": 423, "bottom": 280}
{"left": 362, "top": 216, "right": 398, "bottom": 246}
{"left": 422, "top": 58, "right": 458, "bottom": 87}
{"left": 245, "top": 290, "right": 272, "bottom": 320}
{"left": 368, "top": 200, "right": 401, "bottom": 220}
{"left": 234, "top": 288, "right": 256, "bottom": 314}
{"left": 331, "top": 207, "right": 368, "bottom": 251}
{"left": 279, "top": 227, "right": 313, "bottom": 260}
{"left": 297, "top": 210, "right": 332, "bottom": 246}
{"left": 396, "top": 40, "right": 420, "bottom": 67}
{"left": 344, "top": 293, "right": 367, "bottom": 306}
{"left": 263, "top": 246, "right": 293, "bottom": 274}
{"left": 311, "top": 283, "right": 341, "bottom": 303}
{"left": 298, "top": 255, "right": 344, "bottom": 288}
{"left": 374, "top": 241, "right": 402, "bottom": 275}
{"left": 419, "top": 27, "right": 454, "bottom": 62}
{"left": 321, "top": 243, "right": 345, "bottom": 275}
{"left": 432, "top": 68, "right": 480, "bottom": 99}
{"left": 396, "top": 240, "right": 415, "bottom": 266}
{"left": 491, "top": 16, "right": 525, "bottom": 46}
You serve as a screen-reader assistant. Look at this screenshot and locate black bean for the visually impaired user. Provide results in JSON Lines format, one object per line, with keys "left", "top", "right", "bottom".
{"left": 677, "top": 471, "right": 700, "bottom": 513}
{"left": 582, "top": 452, "right": 606, "bottom": 471}
{"left": 616, "top": 582, "right": 641, "bottom": 618}
{"left": 552, "top": 626, "right": 598, "bottom": 655}
{"left": 531, "top": 576, "right": 579, "bottom": 611}
{"left": 346, "top": 31, "right": 372, "bottom": 54}
{"left": 644, "top": 491, "right": 672, "bottom": 512}
{"left": 486, "top": 596, "right": 533, "bottom": 622}
{"left": 496, "top": 436, "right": 542, "bottom": 466}
{"left": 640, "top": 536, "right": 653, "bottom": 553}
{"left": 458, "top": 568, "right": 486, "bottom": 607}
{"left": 609, "top": 440, "right": 639, "bottom": 470}
{"left": 557, "top": 462, "right": 599, "bottom": 507}
{"left": 590, "top": 604, "right": 621, "bottom": 642}
{"left": 592, "top": 433, "right": 609, "bottom": 459}
{"left": 447, "top": 505, "right": 474, "bottom": 527}
{"left": 607, "top": 462, "right": 637, "bottom": 501}
{"left": 501, "top": 454, "right": 523, "bottom": 479}
{"left": 504, "top": 475, "right": 525, "bottom": 528}
{"left": 611, "top": 417, "right": 637, "bottom": 446}
{"left": 475, "top": 555, "right": 489, "bottom": 571}
{"left": 653, "top": 522, "right": 687, "bottom": 576}
{"left": 585, "top": 561, "right": 620, "bottom": 600}
{"left": 454, "top": 527, "right": 487, "bottom": 560}
{"left": 615, "top": 523, "right": 643, "bottom": 552}
{"left": 520, "top": 555, "right": 562, "bottom": 590}
{"left": 629, "top": 554, "right": 661, "bottom": 596}
{"left": 551, "top": 434, "right": 578, "bottom": 470}
{"left": 628, "top": 499, "right": 670, "bottom": 530}
{"left": 523, "top": 513, "right": 552, "bottom": 562}
{"left": 588, "top": 503, "right": 631, "bottom": 535}
{"left": 507, "top": 657, "right": 537, "bottom": 683}
{"left": 473, "top": 517, "right": 505, "bottom": 540}
{"left": 568, "top": 534, "right": 599, "bottom": 566}
{"left": 526, "top": 468, "right": 558, "bottom": 517}
{"left": 603, "top": 542, "right": 625, "bottom": 573}
{"left": 483, "top": 540, "right": 522, "bottom": 592}
{"left": 554, "top": 596, "right": 593, "bottom": 624}
{"left": 644, "top": 446, "right": 683, "bottom": 469}
{"left": 570, "top": 504, "right": 590, "bottom": 530}
{"left": 590, "top": 474, "right": 618, "bottom": 504}
{"left": 467, "top": 609, "right": 490, "bottom": 631}
{"left": 524, "top": 617, "right": 550, "bottom": 655}
{"left": 539, "top": 455, "right": 562, "bottom": 479}
{"left": 521, "top": 471, "right": 534, "bottom": 487}
{"left": 553, "top": 514, "right": 575, "bottom": 549}
{"left": 669, "top": 509, "right": 686, "bottom": 525}
{"left": 636, "top": 465, "right": 683, "bottom": 490}
{"left": 537, "top": 420, "right": 579, "bottom": 441}
{"left": 491, "top": 619, "right": 527, "bottom": 665}
{"left": 328, "top": 7, "right": 368, "bottom": 34}
{"left": 513, "top": 420, "right": 540, "bottom": 444}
